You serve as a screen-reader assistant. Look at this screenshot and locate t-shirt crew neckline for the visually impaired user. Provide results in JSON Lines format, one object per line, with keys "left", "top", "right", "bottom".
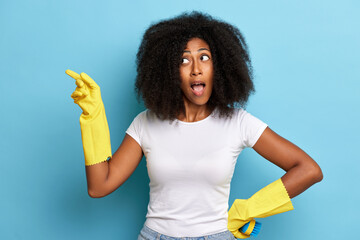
{"left": 174, "top": 109, "right": 216, "bottom": 125}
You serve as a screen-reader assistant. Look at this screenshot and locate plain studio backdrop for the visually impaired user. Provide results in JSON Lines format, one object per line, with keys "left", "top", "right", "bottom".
{"left": 0, "top": 0, "right": 359, "bottom": 239}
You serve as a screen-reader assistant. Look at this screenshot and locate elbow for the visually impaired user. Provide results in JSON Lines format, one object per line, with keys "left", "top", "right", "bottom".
{"left": 314, "top": 167, "right": 323, "bottom": 183}
{"left": 308, "top": 162, "right": 323, "bottom": 184}
{"left": 88, "top": 188, "right": 106, "bottom": 198}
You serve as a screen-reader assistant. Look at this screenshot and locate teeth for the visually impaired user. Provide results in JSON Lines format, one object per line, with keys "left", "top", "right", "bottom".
{"left": 191, "top": 83, "right": 205, "bottom": 86}
{"left": 191, "top": 83, "right": 205, "bottom": 89}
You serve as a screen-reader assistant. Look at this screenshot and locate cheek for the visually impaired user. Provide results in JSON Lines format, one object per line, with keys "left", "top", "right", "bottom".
{"left": 204, "top": 63, "right": 214, "bottom": 76}
{"left": 180, "top": 81, "right": 186, "bottom": 91}
{"left": 206, "top": 66, "right": 214, "bottom": 86}
{"left": 209, "top": 63, "right": 214, "bottom": 74}
{"left": 179, "top": 79, "right": 188, "bottom": 93}
{"left": 179, "top": 68, "right": 190, "bottom": 88}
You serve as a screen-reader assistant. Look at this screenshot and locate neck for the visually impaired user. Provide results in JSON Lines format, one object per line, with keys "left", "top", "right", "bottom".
{"left": 177, "top": 98, "right": 213, "bottom": 122}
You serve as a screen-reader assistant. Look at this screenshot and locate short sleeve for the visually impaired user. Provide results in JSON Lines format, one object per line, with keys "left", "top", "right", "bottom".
{"left": 238, "top": 109, "right": 268, "bottom": 148}
{"left": 125, "top": 111, "right": 145, "bottom": 147}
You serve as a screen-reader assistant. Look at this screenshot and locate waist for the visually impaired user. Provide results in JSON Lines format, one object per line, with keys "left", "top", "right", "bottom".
{"left": 144, "top": 215, "right": 228, "bottom": 237}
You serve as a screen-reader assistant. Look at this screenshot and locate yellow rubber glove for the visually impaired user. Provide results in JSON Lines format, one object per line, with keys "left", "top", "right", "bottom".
{"left": 228, "top": 178, "right": 294, "bottom": 239}
{"left": 66, "top": 69, "right": 112, "bottom": 166}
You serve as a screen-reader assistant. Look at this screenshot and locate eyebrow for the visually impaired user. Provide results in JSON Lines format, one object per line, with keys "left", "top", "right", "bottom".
{"left": 183, "top": 48, "right": 210, "bottom": 53}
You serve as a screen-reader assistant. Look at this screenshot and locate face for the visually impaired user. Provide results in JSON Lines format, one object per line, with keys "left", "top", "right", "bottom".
{"left": 180, "top": 38, "right": 214, "bottom": 108}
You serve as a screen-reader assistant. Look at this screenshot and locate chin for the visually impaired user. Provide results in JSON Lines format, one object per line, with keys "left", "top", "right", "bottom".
{"left": 186, "top": 96, "right": 211, "bottom": 106}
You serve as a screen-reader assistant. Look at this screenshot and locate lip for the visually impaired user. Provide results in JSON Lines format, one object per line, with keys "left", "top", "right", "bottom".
{"left": 190, "top": 80, "right": 205, "bottom": 87}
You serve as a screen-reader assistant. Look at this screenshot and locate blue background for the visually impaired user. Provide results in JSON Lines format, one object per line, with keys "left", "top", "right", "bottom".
{"left": 1, "top": 0, "right": 359, "bottom": 239}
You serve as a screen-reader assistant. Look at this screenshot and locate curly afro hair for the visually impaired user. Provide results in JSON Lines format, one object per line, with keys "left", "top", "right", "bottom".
{"left": 135, "top": 11, "right": 255, "bottom": 121}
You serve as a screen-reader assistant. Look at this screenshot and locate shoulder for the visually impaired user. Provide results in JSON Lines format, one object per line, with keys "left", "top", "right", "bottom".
{"left": 132, "top": 109, "right": 149, "bottom": 120}
{"left": 225, "top": 107, "right": 248, "bottom": 120}
{"left": 131, "top": 109, "right": 162, "bottom": 124}
{"left": 234, "top": 108, "right": 255, "bottom": 120}
{"left": 231, "top": 108, "right": 266, "bottom": 127}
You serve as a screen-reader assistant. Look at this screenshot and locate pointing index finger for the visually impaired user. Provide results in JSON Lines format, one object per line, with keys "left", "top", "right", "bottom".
{"left": 65, "top": 69, "right": 81, "bottom": 80}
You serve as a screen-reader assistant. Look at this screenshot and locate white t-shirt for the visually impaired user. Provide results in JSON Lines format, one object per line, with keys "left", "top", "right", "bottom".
{"left": 126, "top": 108, "right": 268, "bottom": 237}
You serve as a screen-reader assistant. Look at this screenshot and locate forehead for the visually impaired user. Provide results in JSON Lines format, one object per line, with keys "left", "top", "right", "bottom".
{"left": 184, "top": 38, "right": 210, "bottom": 50}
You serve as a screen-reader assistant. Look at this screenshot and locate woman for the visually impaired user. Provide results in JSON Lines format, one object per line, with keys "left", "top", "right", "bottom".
{"left": 66, "top": 11, "right": 323, "bottom": 239}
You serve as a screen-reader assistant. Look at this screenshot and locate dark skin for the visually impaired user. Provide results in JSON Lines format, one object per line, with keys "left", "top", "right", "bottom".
{"left": 85, "top": 38, "right": 323, "bottom": 198}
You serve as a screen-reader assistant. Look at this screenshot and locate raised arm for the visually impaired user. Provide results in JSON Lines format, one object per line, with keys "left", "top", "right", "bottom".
{"left": 252, "top": 126, "right": 323, "bottom": 198}
{"left": 66, "top": 69, "right": 143, "bottom": 198}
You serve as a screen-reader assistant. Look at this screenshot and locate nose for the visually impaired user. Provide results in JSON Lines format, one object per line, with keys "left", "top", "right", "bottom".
{"left": 191, "top": 60, "right": 202, "bottom": 76}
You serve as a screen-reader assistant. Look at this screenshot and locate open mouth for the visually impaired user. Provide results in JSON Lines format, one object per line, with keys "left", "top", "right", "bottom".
{"left": 191, "top": 82, "right": 206, "bottom": 96}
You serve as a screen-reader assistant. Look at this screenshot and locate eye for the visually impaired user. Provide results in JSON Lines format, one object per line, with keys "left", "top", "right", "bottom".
{"left": 182, "top": 58, "right": 190, "bottom": 64}
{"left": 200, "top": 55, "right": 210, "bottom": 61}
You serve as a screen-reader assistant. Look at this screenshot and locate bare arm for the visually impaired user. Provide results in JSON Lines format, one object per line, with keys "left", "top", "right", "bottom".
{"left": 86, "top": 134, "right": 143, "bottom": 198}
{"left": 252, "top": 127, "right": 323, "bottom": 198}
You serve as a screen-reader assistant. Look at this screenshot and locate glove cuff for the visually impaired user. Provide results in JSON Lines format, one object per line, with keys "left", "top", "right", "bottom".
{"left": 247, "top": 178, "right": 294, "bottom": 218}
{"left": 80, "top": 102, "right": 112, "bottom": 166}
